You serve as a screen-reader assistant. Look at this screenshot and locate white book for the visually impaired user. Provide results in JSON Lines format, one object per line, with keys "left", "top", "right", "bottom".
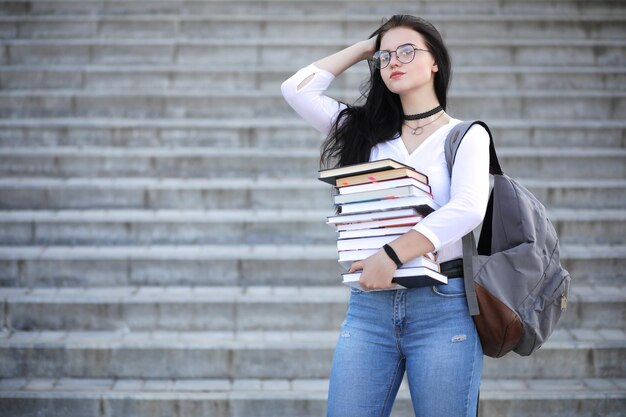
{"left": 338, "top": 226, "right": 414, "bottom": 239}
{"left": 327, "top": 207, "right": 419, "bottom": 225}
{"left": 338, "top": 249, "right": 377, "bottom": 269}
{"left": 335, "top": 215, "right": 424, "bottom": 231}
{"left": 339, "top": 177, "right": 431, "bottom": 195}
{"left": 338, "top": 251, "right": 438, "bottom": 271}
{"left": 336, "top": 234, "right": 402, "bottom": 251}
{"left": 334, "top": 185, "right": 431, "bottom": 205}
{"left": 339, "top": 195, "right": 440, "bottom": 215}
{"left": 342, "top": 266, "right": 448, "bottom": 290}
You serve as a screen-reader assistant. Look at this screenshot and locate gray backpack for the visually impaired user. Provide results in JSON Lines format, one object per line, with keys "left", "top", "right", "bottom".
{"left": 445, "top": 121, "right": 571, "bottom": 358}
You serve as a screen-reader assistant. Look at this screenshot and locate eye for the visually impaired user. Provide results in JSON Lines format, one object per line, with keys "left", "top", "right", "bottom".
{"left": 398, "top": 45, "right": 414, "bottom": 57}
{"left": 377, "top": 52, "right": 390, "bottom": 63}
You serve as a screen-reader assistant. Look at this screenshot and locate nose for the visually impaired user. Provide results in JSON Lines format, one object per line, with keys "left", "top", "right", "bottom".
{"left": 388, "top": 51, "right": 402, "bottom": 67}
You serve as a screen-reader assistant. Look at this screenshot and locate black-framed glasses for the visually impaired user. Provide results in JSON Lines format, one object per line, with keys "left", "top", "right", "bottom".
{"left": 371, "top": 43, "right": 429, "bottom": 69}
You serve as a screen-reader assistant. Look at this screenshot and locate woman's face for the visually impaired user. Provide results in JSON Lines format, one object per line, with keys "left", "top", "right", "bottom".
{"left": 378, "top": 27, "right": 438, "bottom": 96}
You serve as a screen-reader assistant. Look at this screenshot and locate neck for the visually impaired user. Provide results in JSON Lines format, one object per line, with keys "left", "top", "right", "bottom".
{"left": 399, "top": 86, "right": 441, "bottom": 116}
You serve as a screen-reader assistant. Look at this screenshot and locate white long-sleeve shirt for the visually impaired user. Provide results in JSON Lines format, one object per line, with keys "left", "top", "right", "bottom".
{"left": 281, "top": 64, "right": 490, "bottom": 263}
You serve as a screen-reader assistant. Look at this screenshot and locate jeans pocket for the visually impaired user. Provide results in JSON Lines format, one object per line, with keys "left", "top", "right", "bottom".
{"left": 431, "top": 279, "right": 466, "bottom": 298}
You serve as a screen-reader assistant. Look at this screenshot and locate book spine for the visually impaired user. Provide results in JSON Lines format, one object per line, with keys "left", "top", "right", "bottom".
{"left": 338, "top": 226, "right": 413, "bottom": 239}
{"left": 335, "top": 215, "right": 423, "bottom": 231}
{"left": 336, "top": 235, "right": 401, "bottom": 251}
{"left": 334, "top": 186, "right": 433, "bottom": 205}
{"left": 339, "top": 178, "right": 431, "bottom": 195}
{"left": 340, "top": 199, "right": 436, "bottom": 215}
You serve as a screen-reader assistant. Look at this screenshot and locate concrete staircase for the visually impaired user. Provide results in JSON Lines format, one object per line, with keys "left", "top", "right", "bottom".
{"left": 0, "top": 1, "right": 625, "bottom": 416}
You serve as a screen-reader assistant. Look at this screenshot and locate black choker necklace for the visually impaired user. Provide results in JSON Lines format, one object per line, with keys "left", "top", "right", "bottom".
{"left": 404, "top": 105, "right": 443, "bottom": 121}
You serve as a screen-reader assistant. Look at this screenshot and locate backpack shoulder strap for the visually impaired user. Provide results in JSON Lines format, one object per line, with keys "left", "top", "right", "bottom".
{"left": 445, "top": 120, "right": 502, "bottom": 176}
{"left": 444, "top": 120, "right": 475, "bottom": 176}
{"left": 443, "top": 120, "right": 498, "bottom": 317}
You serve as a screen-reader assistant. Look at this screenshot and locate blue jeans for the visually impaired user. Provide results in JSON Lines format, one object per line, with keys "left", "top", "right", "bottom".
{"left": 327, "top": 278, "right": 483, "bottom": 417}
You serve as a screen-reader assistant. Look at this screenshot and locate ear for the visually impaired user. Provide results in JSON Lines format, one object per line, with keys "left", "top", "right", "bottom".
{"left": 432, "top": 63, "right": 439, "bottom": 73}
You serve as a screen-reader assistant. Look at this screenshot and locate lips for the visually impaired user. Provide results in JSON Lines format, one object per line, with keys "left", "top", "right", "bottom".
{"left": 390, "top": 71, "right": 405, "bottom": 79}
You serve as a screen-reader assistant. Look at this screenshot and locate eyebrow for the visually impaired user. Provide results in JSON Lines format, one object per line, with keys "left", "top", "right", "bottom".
{"left": 379, "top": 42, "right": 418, "bottom": 51}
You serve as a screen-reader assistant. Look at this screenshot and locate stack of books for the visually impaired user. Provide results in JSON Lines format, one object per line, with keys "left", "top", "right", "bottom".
{"left": 319, "top": 158, "right": 447, "bottom": 290}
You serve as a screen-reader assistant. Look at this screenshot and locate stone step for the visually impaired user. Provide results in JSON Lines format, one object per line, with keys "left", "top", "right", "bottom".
{"left": 0, "top": 244, "right": 622, "bottom": 288}
{"left": 2, "top": 65, "right": 624, "bottom": 92}
{"left": 1, "top": 89, "right": 624, "bottom": 119}
{"left": 3, "top": 0, "right": 626, "bottom": 16}
{"left": 1, "top": 377, "right": 624, "bottom": 417}
{"left": 1, "top": 14, "right": 624, "bottom": 40}
{"left": 1, "top": 284, "right": 623, "bottom": 332}
{"left": 0, "top": 209, "right": 623, "bottom": 246}
{"left": 0, "top": 146, "right": 623, "bottom": 179}
{"left": 0, "top": 177, "right": 624, "bottom": 210}
{"left": 2, "top": 38, "right": 624, "bottom": 67}
{"left": 0, "top": 328, "right": 624, "bottom": 379}
{"left": 0, "top": 2, "right": 621, "bottom": 415}
{"left": 1, "top": 118, "right": 624, "bottom": 149}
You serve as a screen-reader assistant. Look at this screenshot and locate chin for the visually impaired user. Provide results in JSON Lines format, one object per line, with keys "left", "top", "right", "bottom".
{"left": 385, "top": 84, "right": 410, "bottom": 96}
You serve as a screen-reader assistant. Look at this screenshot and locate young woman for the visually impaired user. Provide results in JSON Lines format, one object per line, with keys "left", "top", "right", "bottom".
{"left": 281, "top": 15, "right": 489, "bottom": 417}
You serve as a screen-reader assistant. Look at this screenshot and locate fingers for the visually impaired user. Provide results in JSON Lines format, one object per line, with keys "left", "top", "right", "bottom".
{"left": 348, "top": 261, "right": 364, "bottom": 273}
{"left": 351, "top": 255, "right": 397, "bottom": 291}
{"left": 359, "top": 281, "right": 398, "bottom": 292}
{"left": 358, "top": 273, "right": 397, "bottom": 291}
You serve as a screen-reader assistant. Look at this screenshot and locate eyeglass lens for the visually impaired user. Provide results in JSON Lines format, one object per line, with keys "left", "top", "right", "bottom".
{"left": 374, "top": 44, "right": 417, "bottom": 69}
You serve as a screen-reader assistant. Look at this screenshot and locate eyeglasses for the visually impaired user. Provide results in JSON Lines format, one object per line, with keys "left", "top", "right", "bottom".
{"left": 372, "top": 43, "right": 430, "bottom": 69}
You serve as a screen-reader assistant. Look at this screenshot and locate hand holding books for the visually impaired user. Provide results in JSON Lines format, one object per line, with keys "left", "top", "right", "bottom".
{"left": 319, "top": 158, "right": 447, "bottom": 291}
{"left": 346, "top": 248, "right": 400, "bottom": 291}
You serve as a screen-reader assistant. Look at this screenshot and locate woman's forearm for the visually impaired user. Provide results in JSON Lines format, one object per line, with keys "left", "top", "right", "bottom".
{"left": 314, "top": 38, "right": 376, "bottom": 77}
{"left": 388, "top": 230, "right": 436, "bottom": 264}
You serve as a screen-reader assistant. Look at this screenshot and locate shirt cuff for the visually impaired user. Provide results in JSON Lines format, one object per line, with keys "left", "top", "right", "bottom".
{"left": 412, "top": 223, "right": 441, "bottom": 251}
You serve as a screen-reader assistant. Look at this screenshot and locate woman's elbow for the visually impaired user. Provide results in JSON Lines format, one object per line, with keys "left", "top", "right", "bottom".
{"left": 467, "top": 208, "right": 486, "bottom": 231}
{"left": 280, "top": 79, "right": 295, "bottom": 103}
{"left": 464, "top": 196, "right": 490, "bottom": 231}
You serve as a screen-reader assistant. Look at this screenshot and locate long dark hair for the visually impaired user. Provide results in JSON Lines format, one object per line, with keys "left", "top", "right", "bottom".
{"left": 320, "top": 15, "right": 451, "bottom": 169}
